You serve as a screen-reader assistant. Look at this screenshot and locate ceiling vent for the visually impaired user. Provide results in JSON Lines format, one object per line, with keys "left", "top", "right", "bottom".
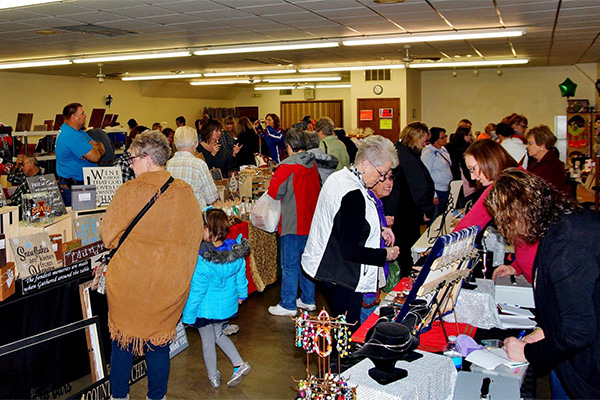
{"left": 57, "top": 24, "right": 138, "bottom": 37}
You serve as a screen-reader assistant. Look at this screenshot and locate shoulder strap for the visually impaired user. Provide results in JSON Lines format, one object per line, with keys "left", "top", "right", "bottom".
{"left": 109, "top": 176, "right": 174, "bottom": 259}
{"left": 322, "top": 140, "right": 328, "bottom": 154}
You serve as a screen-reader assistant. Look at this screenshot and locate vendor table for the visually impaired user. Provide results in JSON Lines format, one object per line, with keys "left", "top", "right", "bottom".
{"left": 342, "top": 350, "right": 457, "bottom": 400}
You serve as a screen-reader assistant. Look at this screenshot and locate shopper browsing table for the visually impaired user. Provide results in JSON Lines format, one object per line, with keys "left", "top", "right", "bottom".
{"left": 302, "top": 135, "right": 399, "bottom": 333}
{"left": 100, "top": 131, "right": 202, "bottom": 400}
{"left": 486, "top": 169, "right": 600, "bottom": 399}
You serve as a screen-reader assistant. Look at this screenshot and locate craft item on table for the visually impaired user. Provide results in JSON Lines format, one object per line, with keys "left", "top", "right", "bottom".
{"left": 0, "top": 233, "right": 6, "bottom": 268}
{"left": 395, "top": 226, "right": 480, "bottom": 335}
{"left": 73, "top": 214, "right": 103, "bottom": 246}
{"left": 70, "top": 185, "right": 97, "bottom": 211}
{"left": 355, "top": 322, "right": 422, "bottom": 385}
{"left": 82, "top": 166, "right": 123, "bottom": 206}
{"left": 21, "top": 191, "right": 54, "bottom": 225}
{"left": 63, "top": 240, "right": 107, "bottom": 266}
{"left": 293, "top": 310, "right": 357, "bottom": 399}
{"left": 62, "top": 238, "right": 82, "bottom": 254}
{"left": 26, "top": 174, "right": 67, "bottom": 216}
{"left": 0, "top": 262, "right": 16, "bottom": 301}
{"left": 466, "top": 347, "right": 528, "bottom": 370}
{"left": 49, "top": 234, "right": 63, "bottom": 262}
{"left": 442, "top": 279, "right": 501, "bottom": 329}
{"left": 0, "top": 189, "right": 7, "bottom": 207}
{"left": 9, "top": 232, "right": 59, "bottom": 279}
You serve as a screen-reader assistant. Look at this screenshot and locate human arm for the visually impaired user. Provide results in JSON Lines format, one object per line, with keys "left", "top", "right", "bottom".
{"left": 267, "top": 165, "right": 292, "bottom": 200}
{"left": 453, "top": 185, "right": 493, "bottom": 232}
{"left": 339, "top": 190, "right": 388, "bottom": 265}
{"left": 236, "top": 257, "right": 249, "bottom": 303}
{"left": 82, "top": 140, "right": 105, "bottom": 163}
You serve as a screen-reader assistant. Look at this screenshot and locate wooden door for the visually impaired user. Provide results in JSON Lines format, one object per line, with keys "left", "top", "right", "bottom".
{"left": 357, "top": 98, "right": 400, "bottom": 143}
{"left": 236, "top": 106, "right": 259, "bottom": 123}
{"left": 281, "top": 100, "right": 343, "bottom": 130}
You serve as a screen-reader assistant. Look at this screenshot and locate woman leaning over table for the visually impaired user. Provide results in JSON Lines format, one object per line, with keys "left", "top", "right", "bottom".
{"left": 450, "top": 139, "right": 542, "bottom": 283}
{"left": 486, "top": 169, "right": 600, "bottom": 400}
{"left": 302, "top": 135, "right": 399, "bottom": 333}
{"left": 100, "top": 131, "right": 202, "bottom": 400}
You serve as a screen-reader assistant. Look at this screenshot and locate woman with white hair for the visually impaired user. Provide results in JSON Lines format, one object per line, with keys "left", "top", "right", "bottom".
{"left": 166, "top": 126, "right": 219, "bottom": 210}
{"left": 302, "top": 135, "right": 400, "bottom": 333}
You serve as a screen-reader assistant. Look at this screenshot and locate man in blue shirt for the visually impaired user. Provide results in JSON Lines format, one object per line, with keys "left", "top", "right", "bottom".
{"left": 55, "top": 102, "right": 105, "bottom": 206}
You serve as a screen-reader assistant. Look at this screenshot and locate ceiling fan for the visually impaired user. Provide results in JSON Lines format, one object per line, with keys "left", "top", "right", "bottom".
{"left": 400, "top": 44, "right": 441, "bottom": 66}
{"left": 81, "top": 63, "right": 124, "bottom": 83}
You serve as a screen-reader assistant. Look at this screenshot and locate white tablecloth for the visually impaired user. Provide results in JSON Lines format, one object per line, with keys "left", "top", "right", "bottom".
{"left": 342, "top": 350, "right": 457, "bottom": 400}
{"left": 443, "top": 279, "right": 502, "bottom": 329}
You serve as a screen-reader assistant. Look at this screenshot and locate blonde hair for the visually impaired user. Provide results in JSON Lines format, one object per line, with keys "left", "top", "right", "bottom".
{"left": 399, "top": 121, "right": 428, "bottom": 151}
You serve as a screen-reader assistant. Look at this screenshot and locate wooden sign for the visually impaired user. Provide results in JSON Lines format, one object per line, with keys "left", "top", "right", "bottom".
{"left": 53, "top": 114, "right": 64, "bottom": 131}
{"left": 88, "top": 108, "right": 106, "bottom": 129}
{"left": 62, "top": 238, "right": 82, "bottom": 254}
{"left": 16, "top": 113, "right": 33, "bottom": 132}
{"left": 63, "top": 240, "right": 107, "bottom": 267}
{"left": 0, "top": 233, "right": 7, "bottom": 268}
{"left": 26, "top": 173, "right": 68, "bottom": 216}
{"left": 9, "top": 232, "right": 59, "bottom": 279}
{"left": 83, "top": 167, "right": 123, "bottom": 206}
{"left": 50, "top": 234, "right": 63, "bottom": 262}
{"left": 74, "top": 214, "right": 103, "bottom": 246}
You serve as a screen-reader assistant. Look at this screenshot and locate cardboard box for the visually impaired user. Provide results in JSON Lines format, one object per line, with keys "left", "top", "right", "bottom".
{"left": 0, "top": 262, "right": 16, "bottom": 301}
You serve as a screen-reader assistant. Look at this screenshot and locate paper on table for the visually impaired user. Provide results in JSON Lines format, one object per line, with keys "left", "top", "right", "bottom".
{"left": 498, "top": 314, "right": 536, "bottom": 329}
{"left": 466, "top": 347, "right": 529, "bottom": 370}
{"left": 498, "top": 303, "right": 535, "bottom": 318}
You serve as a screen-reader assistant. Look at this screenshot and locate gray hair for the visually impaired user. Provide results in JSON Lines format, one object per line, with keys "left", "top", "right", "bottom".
{"left": 355, "top": 135, "right": 399, "bottom": 169}
{"left": 315, "top": 117, "right": 334, "bottom": 136}
{"left": 130, "top": 130, "right": 172, "bottom": 167}
{"left": 304, "top": 131, "right": 320, "bottom": 150}
{"left": 174, "top": 126, "right": 198, "bottom": 151}
{"left": 285, "top": 128, "right": 307, "bottom": 152}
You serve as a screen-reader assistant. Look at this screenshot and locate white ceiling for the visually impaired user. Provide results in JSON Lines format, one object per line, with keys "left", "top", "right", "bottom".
{"left": 0, "top": 0, "right": 598, "bottom": 80}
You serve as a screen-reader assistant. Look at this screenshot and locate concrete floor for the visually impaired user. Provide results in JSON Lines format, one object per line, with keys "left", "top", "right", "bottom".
{"left": 129, "top": 281, "right": 321, "bottom": 400}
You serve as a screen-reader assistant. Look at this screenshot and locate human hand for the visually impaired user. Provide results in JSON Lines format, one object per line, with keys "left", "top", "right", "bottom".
{"left": 504, "top": 337, "right": 527, "bottom": 362}
{"left": 385, "top": 216, "right": 394, "bottom": 226}
{"left": 210, "top": 141, "right": 221, "bottom": 154}
{"left": 233, "top": 143, "right": 242, "bottom": 157}
{"left": 433, "top": 197, "right": 439, "bottom": 205}
{"left": 422, "top": 213, "right": 430, "bottom": 222}
{"left": 492, "top": 265, "right": 517, "bottom": 280}
{"left": 238, "top": 299, "right": 243, "bottom": 304}
{"left": 382, "top": 227, "right": 395, "bottom": 246}
{"left": 386, "top": 246, "right": 400, "bottom": 261}
{"left": 523, "top": 327, "right": 545, "bottom": 344}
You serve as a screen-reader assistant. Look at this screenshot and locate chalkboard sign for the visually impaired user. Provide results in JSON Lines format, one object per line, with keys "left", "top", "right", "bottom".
{"left": 83, "top": 167, "right": 123, "bottom": 206}
{"left": 10, "top": 232, "right": 59, "bottom": 279}
{"left": 26, "top": 173, "right": 67, "bottom": 216}
{"left": 210, "top": 168, "right": 223, "bottom": 181}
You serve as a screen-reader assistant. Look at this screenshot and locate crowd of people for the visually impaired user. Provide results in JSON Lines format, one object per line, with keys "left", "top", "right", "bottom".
{"left": 44, "top": 101, "right": 597, "bottom": 399}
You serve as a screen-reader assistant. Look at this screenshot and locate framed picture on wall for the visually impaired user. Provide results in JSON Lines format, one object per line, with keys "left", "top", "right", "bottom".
{"left": 567, "top": 99, "right": 589, "bottom": 113}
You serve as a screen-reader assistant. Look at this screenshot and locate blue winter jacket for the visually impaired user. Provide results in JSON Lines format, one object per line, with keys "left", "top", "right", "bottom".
{"left": 182, "top": 235, "right": 251, "bottom": 324}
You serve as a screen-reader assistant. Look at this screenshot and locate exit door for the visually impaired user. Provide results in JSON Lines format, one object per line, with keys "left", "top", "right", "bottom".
{"left": 357, "top": 98, "right": 400, "bottom": 143}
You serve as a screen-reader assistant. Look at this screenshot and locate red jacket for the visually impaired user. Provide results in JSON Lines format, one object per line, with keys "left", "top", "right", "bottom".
{"left": 527, "top": 150, "right": 568, "bottom": 195}
{"left": 267, "top": 151, "right": 320, "bottom": 236}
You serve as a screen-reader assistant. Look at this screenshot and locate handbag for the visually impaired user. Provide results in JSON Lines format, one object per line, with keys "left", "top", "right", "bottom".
{"left": 250, "top": 191, "right": 281, "bottom": 233}
{"left": 91, "top": 176, "right": 174, "bottom": 293}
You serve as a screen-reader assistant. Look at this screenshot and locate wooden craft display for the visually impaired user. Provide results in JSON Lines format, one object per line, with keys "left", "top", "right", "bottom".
{"left": 26, "top": 174, "right": 68, "bottom": 217}
{"left": 395, "top": 226, "right": 480, "bottom": 335}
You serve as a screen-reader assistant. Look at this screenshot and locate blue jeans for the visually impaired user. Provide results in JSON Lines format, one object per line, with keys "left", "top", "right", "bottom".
{"left": 550, "top": 370, "right": 570, "bottom": 400}
{"left": 110, "top": 340, "right": 170, "bottom": 400}
{"left": 279, "top": 234, "right": 314, "bottom": 310}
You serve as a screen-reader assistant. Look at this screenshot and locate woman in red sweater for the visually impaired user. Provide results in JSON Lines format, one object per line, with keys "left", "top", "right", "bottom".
{"left": 453, "top": 140, "right": 537, "bottom": 283}
{"left": 526, "top": 125, "right": 568, "bottom": 194}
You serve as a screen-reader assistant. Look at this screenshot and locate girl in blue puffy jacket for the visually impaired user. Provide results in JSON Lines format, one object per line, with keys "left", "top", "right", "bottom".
{"left": 182, "top": 208, "right": 252, "bottom": 388}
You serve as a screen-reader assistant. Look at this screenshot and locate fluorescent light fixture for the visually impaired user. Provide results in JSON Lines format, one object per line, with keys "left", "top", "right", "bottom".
{"left": 0, "top": 58, "right": 71, "bottom": 69}
{"left": 409, "top": 58, "right": 529, "bottom": 69}
{"left": 264, "top": 76, "right": 342, "bottom": 83}
{"left": 343, "top": 28, "right": 526, "bottom": 46}
{"left": 194, "top": 41, "right": 339, "bottom": 56}
{"left": 122, "top": 73, "right": 203, "bottom": 81}
{"left": 204, "top": 69, "right": 294, "bottom": 77}
{"left": 190, "top": 79, "right": 259, "bottom": 86}
{"left": 254, "top": 85, "right": 314, "bottom": 91}
{"left": 0, "top": 0, "right": 60, "bottom": 10}
{"left": 299, "top": 65, "right": 404, "bottom": 73}
{"left": 315, "top": 84, "right": 351, "bottom": 89}
{"left": 73, "top": 51, "right": 191, "bottom": 64}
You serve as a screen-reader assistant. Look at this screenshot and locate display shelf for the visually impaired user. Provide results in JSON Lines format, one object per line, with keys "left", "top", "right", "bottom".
{"left": 19, "top": 213, "right": 73, "bottom": 243}
{"left": 0, "top": 206, "right": 19, "bottom": 263}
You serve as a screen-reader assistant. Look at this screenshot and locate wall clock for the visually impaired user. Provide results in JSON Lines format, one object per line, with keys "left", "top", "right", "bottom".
{"left": 373, "top": 85, "right": 383, "bottom": 95}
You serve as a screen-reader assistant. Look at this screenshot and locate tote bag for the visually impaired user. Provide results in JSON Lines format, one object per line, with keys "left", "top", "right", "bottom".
{"left": 250, "top": 191, "right": 281, "bottom": 233}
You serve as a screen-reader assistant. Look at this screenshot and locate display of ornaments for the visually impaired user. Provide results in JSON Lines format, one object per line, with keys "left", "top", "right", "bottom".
{"left": 22, "top": 191, "right": 54, "bottom": 225}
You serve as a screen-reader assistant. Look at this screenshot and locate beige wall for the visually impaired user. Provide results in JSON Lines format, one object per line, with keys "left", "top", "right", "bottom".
{"left": 421, "top": 63, "right": 598, "bottom": 133}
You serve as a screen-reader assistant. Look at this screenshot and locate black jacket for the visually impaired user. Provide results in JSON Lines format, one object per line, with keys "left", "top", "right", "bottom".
{"left": 524, "top": 211, "right": 600, "bottom": 399}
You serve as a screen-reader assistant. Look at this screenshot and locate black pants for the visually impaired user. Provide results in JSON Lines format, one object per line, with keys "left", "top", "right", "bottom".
{"left": 319, "top": 281, "right": 364, "bottom": 335}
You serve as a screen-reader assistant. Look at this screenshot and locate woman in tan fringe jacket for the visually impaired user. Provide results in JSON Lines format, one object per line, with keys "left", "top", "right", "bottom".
{"left": 100, "top": 131, "right": 202, "bottom": 400}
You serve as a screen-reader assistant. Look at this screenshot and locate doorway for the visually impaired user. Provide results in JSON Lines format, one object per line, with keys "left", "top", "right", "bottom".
{"left": 357, "top": 98, "right": 400, "bottom": 143}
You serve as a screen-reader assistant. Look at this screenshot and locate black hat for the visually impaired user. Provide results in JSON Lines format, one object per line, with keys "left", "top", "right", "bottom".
{"left": 356, "top": 322, "right": 419, "bottom": 361}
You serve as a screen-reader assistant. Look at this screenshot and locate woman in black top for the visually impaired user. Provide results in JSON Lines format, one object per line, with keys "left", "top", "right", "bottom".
{"left": 486, "top": 169, "right": 600, "bottom": 399}
{"left": 196, "top": 119, "right": 238, "bottom": 177}
{"left": 233, "top": 117, "right": 261, "bottom": 167}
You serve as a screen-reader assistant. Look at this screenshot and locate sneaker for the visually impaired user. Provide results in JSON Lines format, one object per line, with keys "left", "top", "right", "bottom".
{"left": 223, "top": 324, "right": 240, "bottom": 336}
{"left": 268, "top": 304, "right": 297, "bottom": 317}
{"left": 227, "top": 362, "right": 251, "bottom": 387}
{"left": 296, "top": 298, "right": 317, "bottom": 312}
{"left": 209, "top": 371, "right": 221, "bottom": 388}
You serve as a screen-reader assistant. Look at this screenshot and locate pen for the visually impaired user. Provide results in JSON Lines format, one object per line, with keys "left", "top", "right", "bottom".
{"left": 510, "top": 275, "right": 517, "bottom": 285}
{"left": 518, "top": 330, "right": 526, "bottom": 340}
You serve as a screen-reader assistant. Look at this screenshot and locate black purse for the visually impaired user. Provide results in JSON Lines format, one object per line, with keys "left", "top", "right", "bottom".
{"left": 92, "top": 176, "right": 174, "bottom": 293}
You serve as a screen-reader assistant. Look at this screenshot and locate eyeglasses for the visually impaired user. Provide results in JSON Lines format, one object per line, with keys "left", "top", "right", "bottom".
{"left": 467, "top": 163, "right": 479, "bottom": 174}
{"left": 129, "top": 154, "right": 144, "bottom": 165}
{"left": 519, "top": 124, "right": 528, "bottom": 129}
{"left": 368, "top": 160, "right": 391, "bottom": 182}
{"left": 385, "top": 174, "right": 395, "bottom": 181}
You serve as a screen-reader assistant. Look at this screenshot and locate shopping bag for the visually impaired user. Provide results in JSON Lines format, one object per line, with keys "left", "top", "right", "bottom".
{"left": 250, "top": 191, "right": 281, "bottom": 233}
